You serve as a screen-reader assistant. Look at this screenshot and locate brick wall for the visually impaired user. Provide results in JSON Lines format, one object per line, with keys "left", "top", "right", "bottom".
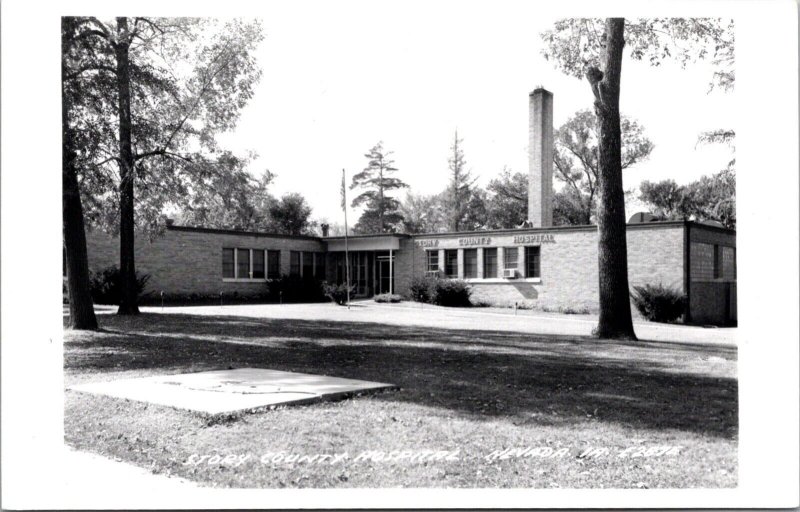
{"left": 401, "top": 223, "right": 686, "bottom": 312}
{"left": 688, "top": 224, "right": 737, "bottom": 324}
{"left": 85, "top": 226, "right": 325, "bottom": 297}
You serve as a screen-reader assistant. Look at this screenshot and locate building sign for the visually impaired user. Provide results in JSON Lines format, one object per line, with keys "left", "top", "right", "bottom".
{"left": 458, "top": 236, "right": 492, "bottom": 246}
{"left": 513, "top": 234, "right": 556, "bottom": 244}
{"left": 415, "top": 233, "right": 555, "bottom": 249}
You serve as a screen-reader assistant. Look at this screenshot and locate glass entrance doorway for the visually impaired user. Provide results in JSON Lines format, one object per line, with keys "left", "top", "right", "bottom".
{"left": 332, "top": 249, "right": 394, "bottom": 297}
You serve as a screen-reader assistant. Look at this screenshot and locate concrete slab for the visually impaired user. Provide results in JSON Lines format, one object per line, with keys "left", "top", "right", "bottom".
{"left": 69, "top": 368, "right": 397, "bottom": 415}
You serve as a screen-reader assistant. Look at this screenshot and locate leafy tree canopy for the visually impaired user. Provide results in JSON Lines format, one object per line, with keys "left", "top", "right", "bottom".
{"left": 554, "top": 109, "right": 653, "bottom": 225}
{"left": 541, "top": 18, "right": 734, "bottom": 91}
{"left": 68, "top": 17, "right": 264, "bottom": 235}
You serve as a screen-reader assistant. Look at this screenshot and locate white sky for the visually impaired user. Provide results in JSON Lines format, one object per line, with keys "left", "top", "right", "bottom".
{"left": 216, "top": 5, "right": 735, "bottom": 223}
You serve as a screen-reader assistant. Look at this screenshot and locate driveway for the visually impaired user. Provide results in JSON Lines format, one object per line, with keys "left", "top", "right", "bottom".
{"left": 139, "top": 301, "right": 736, "bottom": 346}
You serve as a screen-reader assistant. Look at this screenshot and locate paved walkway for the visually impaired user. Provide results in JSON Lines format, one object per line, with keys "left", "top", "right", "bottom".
{"left": 140, "top": 301, "right": 736, "bottom": 346}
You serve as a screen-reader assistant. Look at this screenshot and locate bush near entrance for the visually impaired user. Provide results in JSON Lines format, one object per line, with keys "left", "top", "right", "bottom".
{"left": 410, "top": 273, "right": 472, "bottom": 307}
{"left": 323, "top": 282, "right": 355, "bottom": 305}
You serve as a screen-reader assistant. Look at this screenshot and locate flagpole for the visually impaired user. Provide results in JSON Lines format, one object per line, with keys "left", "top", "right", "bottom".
{"left": 342, "top": 169, "right": 351, "bottom": 310}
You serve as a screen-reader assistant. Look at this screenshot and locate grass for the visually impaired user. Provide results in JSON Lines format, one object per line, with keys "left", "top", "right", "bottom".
{"left": 64, "top": 311, "right": 737, "bottom": 488}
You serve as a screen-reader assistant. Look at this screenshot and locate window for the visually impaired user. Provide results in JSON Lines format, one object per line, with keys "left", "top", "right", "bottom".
{"left": 290, "top": 251, "right": 301, "bottom": 276}
{"left": 690, "top": 242, "right": 715, "bottom": 281}
{"left": 267, "top": 251, "right": 281, "bottom": 279}
{"left": 463, "top": 249, "right": 478, "bottom": 278}
{"left": 302, "top": 252, "right": 314, "bottom": 278}
{"left": 525, "top": 246, "right": 540, "bottom": 278}
{"left": 223, "top": 248, "right": 273, "bottom": 280}
{"left": 722, "top": 246, "right": 736, "bottom": 280}
{"left": 504, "top": 247, "right": 518, "bottom": 270}
{"left": 314, "top": 252, "right": 326, "bottom": 279}
{"left": 427, "top": 251, "right": 439, "bottom": 273}
{"left": 713, "top": 245, "right": 722, "bottom": 279}
{"left": 222, "top": 248, "right": 235, "bottom": 278}
{"left": 444, "top": 249, "right": 458, "bottom": 278}
{"left": 483, "top": 248, "right": 497, "bottom": 278}
{"left": 252, "top": 250, "right": 265, "bottom": 279}
{"left": 237, "top": 248, "right": 251, "bottom": 279}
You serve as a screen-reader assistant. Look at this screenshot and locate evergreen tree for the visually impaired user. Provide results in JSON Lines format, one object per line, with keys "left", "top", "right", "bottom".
{"left": 443, "top": 130, "right": 478, "bottom": 231}
{"left": 350, "top": 142, "right": 408, "bottom": 233}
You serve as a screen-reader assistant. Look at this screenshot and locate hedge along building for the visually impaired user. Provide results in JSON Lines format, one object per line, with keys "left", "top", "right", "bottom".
{"left": 84, "top": 88, "right": 737, "bottom": 325}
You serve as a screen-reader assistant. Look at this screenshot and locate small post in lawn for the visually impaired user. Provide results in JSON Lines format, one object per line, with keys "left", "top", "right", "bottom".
{"left": 160, "top": 291, "right": 164, "bottom": 310}
{"left": 220, "top": 291, "right": 223, "bottom": 306}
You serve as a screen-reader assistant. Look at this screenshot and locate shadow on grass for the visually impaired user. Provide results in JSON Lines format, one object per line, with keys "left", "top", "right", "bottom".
{"left": 64, "top": 313, "right": 738, "bottom": 439}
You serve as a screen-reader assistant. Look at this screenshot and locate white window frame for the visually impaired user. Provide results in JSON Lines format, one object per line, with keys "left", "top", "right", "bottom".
{"left": 223, "top": 248, "right": 269, "bottom": 283}
{"left": 461, "top": 246, "right": 541, "bottom": 284}
{"left": 426, "top": 250, "right": 439, "bottom": 274}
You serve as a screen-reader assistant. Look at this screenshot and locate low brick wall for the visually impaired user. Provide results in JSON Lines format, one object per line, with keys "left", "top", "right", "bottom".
{"left": 85, "top": 226, "right": 325, "bottom": 298}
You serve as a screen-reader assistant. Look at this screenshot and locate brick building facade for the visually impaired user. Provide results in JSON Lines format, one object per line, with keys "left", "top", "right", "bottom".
{"left": 84, "top": 218, "right": 736, "bottom": 325}
{"left": 80, "top": 86, "right": 736, "bottom": 325}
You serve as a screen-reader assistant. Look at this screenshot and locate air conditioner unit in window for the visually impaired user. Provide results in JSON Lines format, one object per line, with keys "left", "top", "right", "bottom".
{"left": 503, "top": 268, "right": 517, "bottom": 279}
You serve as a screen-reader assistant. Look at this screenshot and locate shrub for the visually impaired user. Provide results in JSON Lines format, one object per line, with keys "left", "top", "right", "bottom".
{"left": 89, "top": 266, "right": 151, "bottom": 305}
{"left": 323, "top": 282, "right": 355, "bottom": 305}
{"left": 631, "top": 283, "right": 687, "bottom": 323}
{"left": 432, "top": 278, "right": 472, "bottom": 307}
{"left": 561, "top": 305, "right": 590, "bottom": 315}
{"left": 374, "top": 293, "right": 402, "bottom": 303}
{"left": 409, "top": 273, "right": 438, "bottom": 303}
{"left": 268, "top": 274, "right": 326, "bottom": 303}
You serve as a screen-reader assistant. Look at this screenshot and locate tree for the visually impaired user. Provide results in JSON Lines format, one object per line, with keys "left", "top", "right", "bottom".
{"left": 178, "top": 165, "right": 274, "bottom": 231}
{"left": 541, "top": 17, "right": 734, "bottom": 340}
{"left": 485, "top": 167, "right": 528, "bottom": 229}
{"left": 554, "top": 110, "right": 653, "bottom": 225}
{"left": 67, "top": 17, "right": 263, "bottom": 314}
{"left": 267, "top": 193, "right": 316, "bottom": 236}
{"left": 687, "top": 168, "right": 735, "bottom": 229}
{"left": 62, "top": 17, "right": 101, "bottom": 330}
{"left": 350, "top": 142, "right": 408, "bottom": 233}
{"left": 552, "top": 188, "right": 591, "bottom": 226}
{"left": 638, "top": 180, "right": 689, "bottom": 219}
{"left": 398, "top": 192, "right": 447, "bottom": 234}
{"left": 639, "top": 169, "right": 736, "bottom": 229}
{"left": 443, "top": 131, "right": 479, "bottom": 231}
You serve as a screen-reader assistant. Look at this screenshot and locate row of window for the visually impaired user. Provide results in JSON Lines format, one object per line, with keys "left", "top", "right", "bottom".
{"left": 222, "top": 248, "right": 281, "bottom": 280}
{"left": 426, "top": 246, "right": 541, "bottom": 279}
{"left": 289, "top": 251, "right": 326, "bottom": 279}
{"left": 223, "top": 249, "right": 327, "bottom": 281}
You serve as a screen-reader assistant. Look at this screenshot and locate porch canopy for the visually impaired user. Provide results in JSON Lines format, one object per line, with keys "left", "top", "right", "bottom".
{"left": 324, "top": 234, "right": 405, "bottom": 252}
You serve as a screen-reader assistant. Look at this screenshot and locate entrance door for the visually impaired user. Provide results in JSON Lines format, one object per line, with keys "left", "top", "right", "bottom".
{"left": 378, "top": 259, "right": 392, "bottom": 295}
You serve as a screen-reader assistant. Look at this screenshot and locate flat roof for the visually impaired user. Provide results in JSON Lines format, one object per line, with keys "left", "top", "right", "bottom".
{"left": 167, "top": 219, "right": 734, "bottom": 242}
{"left": 166, "top": 224, "right": 322, "bottom": 241}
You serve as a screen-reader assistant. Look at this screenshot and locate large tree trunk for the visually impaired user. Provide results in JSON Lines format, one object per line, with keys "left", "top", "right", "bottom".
{"left": 586, "top": 18, "right": 637, "bottom": 340}
{"left": 63, "top": 161, "right": 99, "bottom": 330}
{"left": 62, "top": 22, "right": 98, "bottom": 330}
{"left": 115, "top": 17, "right": 140, "bottom": 315}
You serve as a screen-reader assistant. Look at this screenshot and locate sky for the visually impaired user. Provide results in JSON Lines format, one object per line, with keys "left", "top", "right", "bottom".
{"left": 216, "top": 4, "right": 735, "bottom": 224}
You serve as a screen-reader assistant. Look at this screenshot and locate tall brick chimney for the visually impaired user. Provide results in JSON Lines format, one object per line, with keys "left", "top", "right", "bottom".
{"left": 528, "top": 87, "right": 553, "bottom": 227}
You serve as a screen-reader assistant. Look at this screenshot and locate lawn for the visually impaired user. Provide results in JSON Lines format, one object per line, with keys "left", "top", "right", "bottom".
{"left": 63, "top": 309, "right": 737, "bottom": 488}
